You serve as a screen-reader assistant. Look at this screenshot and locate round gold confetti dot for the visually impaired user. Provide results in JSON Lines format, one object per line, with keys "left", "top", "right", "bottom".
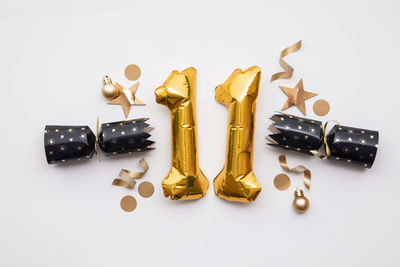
{"left": 124, "top": 64, "right": 141, "bottom": 81}
{"left": 273, "top": 174, "right": 291, "bottom": 191}
{"left": 120, "top": 195, "right": 137, "bottom": 212}
{"left": 313, "top": 99, "right": 330, "bottom": 116}
{"left": 138, "top": 181, "right": 155, "bottom": 198}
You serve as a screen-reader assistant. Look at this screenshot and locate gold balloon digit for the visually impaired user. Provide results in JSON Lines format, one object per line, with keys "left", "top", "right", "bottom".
{"left": 214, "top": 66, "right": 262, "bottom": 202}
{"left": 155, "top": 67, "right": 209, "bottom": 200}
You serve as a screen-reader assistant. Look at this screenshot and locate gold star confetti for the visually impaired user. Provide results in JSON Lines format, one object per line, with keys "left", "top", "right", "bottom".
{"left": 108, "top": 82, "right": 145, "bottom": 118}
{"left": 279, "top": 79, "right": 318, "bottom": 115}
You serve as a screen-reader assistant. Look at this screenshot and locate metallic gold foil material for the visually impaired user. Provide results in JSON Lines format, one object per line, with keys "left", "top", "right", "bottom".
{"left": 279, "top": 155, "right": 311, "bottom": 189}
{"left": 154, "top": 67, "right": 209, "bottom": 200}
{"left": 214, "top": 66, "right": 262, "bottom": 203}
{"left": 270, "top": 40, "right": 302, "bottom": 82}
{"left": 112, "top": 157, "right": 149, "bottom": 189}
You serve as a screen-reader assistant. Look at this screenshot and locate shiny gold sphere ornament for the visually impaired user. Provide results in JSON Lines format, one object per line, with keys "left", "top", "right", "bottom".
{"left": 292, "top": 188, "right": 309, "bottom": 213}
{"left": 102, "top": 75, "right": 120, "bottom": 99}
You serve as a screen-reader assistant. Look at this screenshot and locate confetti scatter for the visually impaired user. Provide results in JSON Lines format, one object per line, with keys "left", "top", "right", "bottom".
{"left": 273, "top": 173, "right": 291, "bottom": 191}
{"left": 313, "top": 99, "right": 330, "bottom": 116}
{"left": 124, "top": 64, "right": 141, "bottom": 81}
{"left": 138, "top": 181, "right": 155, "bottom": 198}
{"left": 120, "top": 195, "right": 137, "bottom": 212}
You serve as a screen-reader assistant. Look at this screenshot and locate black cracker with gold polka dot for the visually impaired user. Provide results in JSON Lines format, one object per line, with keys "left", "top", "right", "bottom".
{"left": 44, "top": 118, "right": 154, "bottom": 165}
{"left": 44, "top": 125, "right": 96, "bottom": 164}
{"left": 268, "top": 113, "right": 324, "bottom": 155}
{"left": 267, "top": 113, "right": 379, "bottom": 168}
{"left": 326, "top": 125, "right": 378, "bottom": 168}
{"left": 98, "top": 118, "right": 154, "bottom": 156}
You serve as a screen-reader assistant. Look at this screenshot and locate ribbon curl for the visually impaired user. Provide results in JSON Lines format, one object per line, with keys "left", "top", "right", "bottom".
{"left": 279, "top": 154, "right": 311, "bottom": 189}
{"left": 270, "top": 40, "right": 302, "bottom": 82}
{"left": 310, "top": 120, "right": 341, "bottom": 159}
{"left": 112, "top": 157, "right": 149, "bottom": 189}
{"left": 94, "top": 117, "right": 101, "bottom": 161}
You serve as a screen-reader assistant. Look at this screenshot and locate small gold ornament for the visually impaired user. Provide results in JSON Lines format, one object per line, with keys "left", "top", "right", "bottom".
{"left": 108, "top": 82, "right": 145, "bottom": 118}
{"left": 102, "top": 75, "right": 120, "bottom": 99}
{"left": 292, "top": 188, "right": 309, "bottom": 213}
{"left": 279, "top": 79, "right": 318, "bottom": 115}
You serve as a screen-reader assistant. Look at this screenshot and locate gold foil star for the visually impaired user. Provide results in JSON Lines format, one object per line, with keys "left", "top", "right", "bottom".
{"left": 279, "top": 79, "right": 317, "bottom": 115}
{"left": 108, "top": 82, "right": 145, "bottom": 118}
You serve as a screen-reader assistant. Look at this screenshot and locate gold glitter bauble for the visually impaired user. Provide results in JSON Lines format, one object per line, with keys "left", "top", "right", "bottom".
{"left": 292, "top": 188, "right": 309, "bottom": 213}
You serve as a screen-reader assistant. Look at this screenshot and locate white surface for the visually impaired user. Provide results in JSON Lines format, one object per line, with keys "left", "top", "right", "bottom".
{"left": 1, "top": 0, "right": 399, "bottom": 266}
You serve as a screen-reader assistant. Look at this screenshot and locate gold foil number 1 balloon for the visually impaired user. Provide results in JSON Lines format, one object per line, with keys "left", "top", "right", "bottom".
{"left": 154, "top": 67, "right": 209, "bottom": 200}
{"left": 214, "top": 66, "right": 262, "bottom": 202}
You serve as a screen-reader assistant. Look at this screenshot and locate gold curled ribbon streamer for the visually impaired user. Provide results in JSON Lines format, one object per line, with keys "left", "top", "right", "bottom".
{"left": 279, "top": 154, "right": 311, "bottom": 189}
{"left": 112, "top": 178, "right": 136, "bottom": 189}
{"left": 119, "top": 157, "right": 149, "bottom": 179}
{"left": 94, "top": 117, "right": 101, "bottom": 161}
{"left": 310, "top": 120, "right": 341, "bottom": 159}
{"left": 112, "top": 157, "right": 149, "bottom": 189}
{"left": 270, "top": 40, "right": 302, "bottom": 82}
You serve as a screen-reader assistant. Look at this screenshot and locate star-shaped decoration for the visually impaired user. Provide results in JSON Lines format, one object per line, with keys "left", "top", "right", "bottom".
{"left": 279, "top": 79, "right": 318, "bottom": 115}
{"left": 108, "top": 82, "right": 145, "bottom": 118}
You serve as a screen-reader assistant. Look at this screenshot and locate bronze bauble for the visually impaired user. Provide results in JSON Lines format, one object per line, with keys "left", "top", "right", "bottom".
{"left": 292, "top": 188, "right": 309, "bottom": 213}
{"left": 102, "top": 75, "right": 120, "bottom": 99}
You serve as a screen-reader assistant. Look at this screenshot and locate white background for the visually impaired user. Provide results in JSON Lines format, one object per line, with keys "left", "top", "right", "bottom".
{"left": 1, "top": 0, "right": 399, "bottom": 266}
